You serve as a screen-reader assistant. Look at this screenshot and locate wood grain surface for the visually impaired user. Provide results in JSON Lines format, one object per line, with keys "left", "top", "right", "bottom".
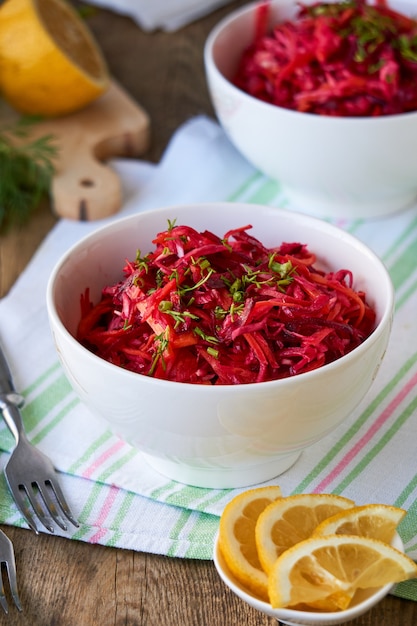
{"left": 0, "top": 1, "right": 416, "bottom": 624}
{"left": 37, "top": 81, "right": 151, "bottom": 221}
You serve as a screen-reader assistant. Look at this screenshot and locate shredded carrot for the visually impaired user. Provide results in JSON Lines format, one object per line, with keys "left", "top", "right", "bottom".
{"left": 234, "top": 0, "right": 417, "bottom": 117}
{"left": 77, "top": 221, "right": 376, "bottom": 385}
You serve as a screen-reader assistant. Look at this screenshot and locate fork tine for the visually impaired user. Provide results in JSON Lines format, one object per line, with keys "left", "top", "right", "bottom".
{"left": 4, "top": 560, "right": 22, "bottom": 612}
{"left": 47, "top": 479, "right": 79, "bottom": 529}
{"left": 5, "top": 477, "right": 39, "bottom": 534}
{"left": 22, "top": 485, "right": 56, "bottom": 534}
{"left": 0, "top": 577, "right": 8, "bottom": 614}
{"left": 0, "top": 530, "right": 22, "bottom": 613}
{"left": 6, "top": 472, "right": 79, "bottom": 533}
{"left": 37, "top": 483, "right": 68, "bottom": 531}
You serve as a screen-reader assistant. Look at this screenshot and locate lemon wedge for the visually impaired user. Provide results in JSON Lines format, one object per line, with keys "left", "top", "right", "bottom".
{"left": 0, "top": 0, "right": 109, "bottom": 117}
{"left": 313, "top": 503, "right": 406, "bottom": 544}
{"left": 218, "top": 486, "right": 282, "bottom": 601}
{"left": 255, "top": 493, "right": 355, "bottom": 575}
{"left": 268, "top": 534, "right": 417, "bottom": 611}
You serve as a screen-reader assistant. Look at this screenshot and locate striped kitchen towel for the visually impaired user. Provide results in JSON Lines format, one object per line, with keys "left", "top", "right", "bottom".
{"left": 0, "top": 115, "right": 417, "bottom": 600}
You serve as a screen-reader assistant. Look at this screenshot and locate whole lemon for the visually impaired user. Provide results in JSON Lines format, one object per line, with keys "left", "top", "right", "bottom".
{"left": 0, "top": 0, "right": 109, "bottom": 117}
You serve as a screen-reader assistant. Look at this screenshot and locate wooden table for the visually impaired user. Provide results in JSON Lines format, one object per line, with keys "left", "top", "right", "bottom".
{"left": 0, "top": 2, "right": 416, "bottom": 624}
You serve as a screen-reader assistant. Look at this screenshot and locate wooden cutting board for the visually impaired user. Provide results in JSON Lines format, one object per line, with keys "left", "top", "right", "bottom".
{"left": 3, "top": 80, "right": 151, "bottom": 221}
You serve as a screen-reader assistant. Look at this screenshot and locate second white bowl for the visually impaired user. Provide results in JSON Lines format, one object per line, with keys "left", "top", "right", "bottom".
{"left": 204, "top": 0, "right": 417, "bottom": 218}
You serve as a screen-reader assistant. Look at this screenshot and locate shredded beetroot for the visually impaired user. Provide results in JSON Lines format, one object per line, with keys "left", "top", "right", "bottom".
{"left": 77, "top": 222, "right": 376, "bottom": 385}
{"left": 234, "top": 0, "right": 417, "bottom": 116}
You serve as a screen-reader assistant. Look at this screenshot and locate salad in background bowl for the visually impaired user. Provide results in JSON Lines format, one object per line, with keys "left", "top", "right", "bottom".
{"left": 204, "top": 0, "right": 417, "bottom": 218}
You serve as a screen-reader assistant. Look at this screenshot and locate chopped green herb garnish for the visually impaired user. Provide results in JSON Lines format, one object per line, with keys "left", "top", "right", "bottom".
{"left": 78, "top": 221, "right": 376, "bottom": 384}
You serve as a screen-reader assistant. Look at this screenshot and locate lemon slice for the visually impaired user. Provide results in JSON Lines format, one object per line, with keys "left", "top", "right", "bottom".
{"left": 218, "top": 485, "right": 282, "bottom": 601}
{"left": 0, "top": 0, "right": 109, "bottom": 116}
{"left": 268, "top": 534, "right": 417, "bottom": 611}
{"left": 313, "top": 503, "right": 406, "bottom": 544}
{"left": 255, "top": 493, "right": 355, "bottom": 575}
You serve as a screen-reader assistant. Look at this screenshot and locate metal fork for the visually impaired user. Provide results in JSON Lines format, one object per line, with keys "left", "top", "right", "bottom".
{"left": 0, "top": 528, "right": 22, "bottom": 613}
{"left": 1, "top": 395, "right": 79, "bottom": 534}
{"left": 0, "top": 343, "right": 79, "bottom": 534}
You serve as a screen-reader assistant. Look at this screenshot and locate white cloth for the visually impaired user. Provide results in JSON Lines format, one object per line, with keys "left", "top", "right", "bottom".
{"left": 85, "top": 0, "right": 234, "bottom": 31}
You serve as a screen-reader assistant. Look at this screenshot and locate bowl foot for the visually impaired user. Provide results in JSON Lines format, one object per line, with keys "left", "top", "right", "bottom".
{"left": 284, "top": 186, "right": 417, "bottom": 219}
{"left": 141, "top": 451, "right": 302, "bottom": 489}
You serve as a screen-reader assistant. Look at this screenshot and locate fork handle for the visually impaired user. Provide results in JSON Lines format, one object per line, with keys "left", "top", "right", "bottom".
{"left": 0, "top": 394, "right": 26, "bottom": 444}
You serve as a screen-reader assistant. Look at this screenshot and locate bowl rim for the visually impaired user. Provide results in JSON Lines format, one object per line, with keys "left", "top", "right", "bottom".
{"left": 213, "top": 529, "right": 399, "bottom": 623}
{"left": 46, "top": 201, "right": 395, "bottom": 391}
{"left": 204, "top": 0, "right": 417, "bottom": 124}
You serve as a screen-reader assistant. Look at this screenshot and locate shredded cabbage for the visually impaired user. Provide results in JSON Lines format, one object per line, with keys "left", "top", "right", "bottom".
{"left": 77, "top": 222, "right": 376, "bottom": 385}
{"left": 234, "top": 0, "right": 417, "bottom": 116}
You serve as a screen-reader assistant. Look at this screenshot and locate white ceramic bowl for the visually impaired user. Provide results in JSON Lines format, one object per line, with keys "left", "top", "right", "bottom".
{"left": 204, "top": 0, "right": 417, "bottom": 218}
{"left": 46, "top": 202, "right": 394, "bottom": 489}
{"left": 213, "top": 531, "right": 403, "bottom": 625}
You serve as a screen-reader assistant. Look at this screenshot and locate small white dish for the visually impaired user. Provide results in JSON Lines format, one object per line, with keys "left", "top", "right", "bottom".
{"left": 213, "top": 531, "right": 402, "bottom": 625}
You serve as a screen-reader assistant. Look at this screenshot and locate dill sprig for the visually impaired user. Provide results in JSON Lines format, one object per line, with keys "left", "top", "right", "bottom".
{"left": 0, "top": 115, "right": 57, "bottom": 231}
